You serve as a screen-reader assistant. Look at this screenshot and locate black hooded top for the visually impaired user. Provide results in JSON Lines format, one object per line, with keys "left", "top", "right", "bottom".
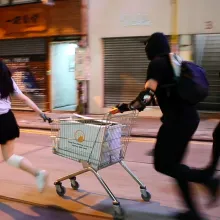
{"left": 145, "top": 32, "right": 199, "bottom": 123}
{"left": 145, "top": 32, "right": 171, "bottom": 60}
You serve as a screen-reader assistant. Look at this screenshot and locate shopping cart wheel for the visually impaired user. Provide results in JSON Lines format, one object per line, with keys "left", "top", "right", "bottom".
{"left": 70, "top": 177, "right": 79, "bottom": 190}
{"left": 141, "top": 191, "right": 151, "bottom": 202}
{"left": 140, "top": 186, "right": 151, "bottom": 202}
{"left": 55, "top": 182, "right": 66, "bottom": 197}
{"left": 113, "top": 203, "right": 124, "bottom": 220}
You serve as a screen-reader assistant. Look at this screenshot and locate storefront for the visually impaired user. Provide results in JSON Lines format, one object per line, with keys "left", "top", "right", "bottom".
{"left": 88, "top": 0, "right": 220, "bottom": 115}
{"left": 179, "top": 0, "right": 220, "bottom": 112}
{"left": 0, "top": 0, "right": 82, "bottom": 111}
{"left": 193, "top": 34, "right": 220, "bottom": 111}
{"left": 0, "top": 38, "right": 47, "bottom": 110}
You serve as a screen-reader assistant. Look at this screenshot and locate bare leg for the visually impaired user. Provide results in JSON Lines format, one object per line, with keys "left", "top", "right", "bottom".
{"left": 1, "top": 139, "right": 39, "bottom": 176}
{"left": 1, "top": 139, "right": 48, "bottom": 192}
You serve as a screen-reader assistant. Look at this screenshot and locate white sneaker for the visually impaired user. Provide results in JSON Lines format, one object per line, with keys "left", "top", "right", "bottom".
{"left": 36, "top": 170, "right": 48, "bottom": 193}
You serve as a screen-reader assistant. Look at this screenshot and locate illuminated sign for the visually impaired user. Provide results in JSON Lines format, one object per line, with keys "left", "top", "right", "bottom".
{"left": 0, "top": 8, "right": 47, "bottom": 34}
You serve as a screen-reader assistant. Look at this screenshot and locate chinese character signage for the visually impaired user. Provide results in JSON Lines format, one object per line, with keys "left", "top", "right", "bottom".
{"left": 0, "top": 8, "right": 47, "bottom": 34}
{"left": 75, "top": 47, "right": 90, "bottom": 81}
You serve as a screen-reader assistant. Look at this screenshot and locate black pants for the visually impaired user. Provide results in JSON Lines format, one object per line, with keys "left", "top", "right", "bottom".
{"left": 207, "top": 121, "right": 220, "bottom": 175}
{"left": 153, "top": 119, "right": 211, "bottom": 214}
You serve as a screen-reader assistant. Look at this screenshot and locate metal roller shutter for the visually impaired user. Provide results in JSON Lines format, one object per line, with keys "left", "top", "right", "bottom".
{"left": 103, "top": 36, "right": 170, "bottom": 107}
{"left": 193, "top": 34, "right": 220, "bottom": 111}
{"left": 0, "top": 38, "right": 46, "bottom": 55}
{"left": 0, "top": 38, "right": 47, "bottom": 110}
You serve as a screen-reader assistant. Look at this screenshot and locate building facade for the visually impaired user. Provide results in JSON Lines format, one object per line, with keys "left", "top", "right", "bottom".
{"left": 88, "top": 0, "right": 220, "bottom": 115}
{"left": 0, "top": 0, "right": 83, "bottom": 111}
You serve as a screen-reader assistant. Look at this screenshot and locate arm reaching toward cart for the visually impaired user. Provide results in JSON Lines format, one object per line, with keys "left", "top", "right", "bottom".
{"left": 111, "top": 87, "right": 156, "bottom": 114}
{"left": 15, "top": 93, "right": 52, "bottom": 123}
{"left": 40, "top": 113, "right": 53, "bottom": 123}
{"left": 12, "top": 79, "right": 52, "bottom": 123}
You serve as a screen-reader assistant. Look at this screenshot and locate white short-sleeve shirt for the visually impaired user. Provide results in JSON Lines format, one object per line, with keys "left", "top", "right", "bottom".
{"left": 0, "top": 78, "right": 23, "bottom": 115}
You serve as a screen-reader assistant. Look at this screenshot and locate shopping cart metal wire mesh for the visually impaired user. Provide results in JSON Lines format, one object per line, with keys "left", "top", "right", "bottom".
{"left": 51, "top": 111, "right": 136, "bottom": 170}
{"left": 50, "top": 111, "right": 151, "bottom": 219}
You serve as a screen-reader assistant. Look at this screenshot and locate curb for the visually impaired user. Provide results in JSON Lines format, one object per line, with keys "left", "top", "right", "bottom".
{"left": 19, "top": 125, "right": 51, "bottom": 131}
{"left": 131, "top": 134, "right": 213, "bottom": 142}
{"left": 19, "top": 125, "right": 213, "bottom": 143}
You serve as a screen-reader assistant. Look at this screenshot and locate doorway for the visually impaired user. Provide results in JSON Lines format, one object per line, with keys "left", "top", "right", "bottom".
{"left": 50, "top": 41, "right": 78, "bottom": 111}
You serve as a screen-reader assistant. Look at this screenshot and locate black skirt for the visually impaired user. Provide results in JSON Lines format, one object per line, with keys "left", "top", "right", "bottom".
{"left": 0, "top": 110, "right": 20, "bottom": 145}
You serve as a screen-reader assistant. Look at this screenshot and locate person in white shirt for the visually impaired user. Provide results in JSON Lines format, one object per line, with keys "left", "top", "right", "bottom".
{"left": 0, "top": 60, "right": 50, "bottom": 192}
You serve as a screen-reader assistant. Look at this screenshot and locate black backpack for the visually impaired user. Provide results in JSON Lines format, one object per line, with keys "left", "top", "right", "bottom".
{"left": 163, "top": 53, "right": 209, "bottom": 105}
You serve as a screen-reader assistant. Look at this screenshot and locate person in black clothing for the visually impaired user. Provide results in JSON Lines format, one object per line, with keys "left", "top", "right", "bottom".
{"left": 204, "top": 121, "right": 220, "bottom": 207}
{"left": 114, "top": 32, "right": 219, "bottom": 220}
{"left": 211, "top": 122, "right": 220, "bottom": 176}
{"left": 202, "top": 72, "right": 220, "bottom": 198}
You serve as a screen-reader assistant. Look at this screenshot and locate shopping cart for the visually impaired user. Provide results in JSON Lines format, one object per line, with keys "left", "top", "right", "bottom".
{"left": 50, "top": 110, "right": 151, "bottom": 219}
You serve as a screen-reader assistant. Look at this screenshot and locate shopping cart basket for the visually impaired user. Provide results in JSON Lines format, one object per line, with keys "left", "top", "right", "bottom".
{"left": 50, "top": 110, "right": 151, "bottom": 219}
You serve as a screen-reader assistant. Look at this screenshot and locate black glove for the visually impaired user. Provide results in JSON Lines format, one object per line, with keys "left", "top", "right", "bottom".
{"left": 115, "top": 103, "right": 130, "bottom": 113}
{"left": 129, "top": 99, "right": 143, "bottom": 112}
{"left": 151, "top": 96, "right": 158, "bottom": 106}
{"left": 129, "top": 89, "right": 155, "bottom": 111}
{"left": 137, "top": 104, "right": 146, "bottom": 112}
{"left": 137, "top": 89, "right": 155, "bottom": 105}
{"left": 40, "top": 113, "right": 52, "bottom": 123}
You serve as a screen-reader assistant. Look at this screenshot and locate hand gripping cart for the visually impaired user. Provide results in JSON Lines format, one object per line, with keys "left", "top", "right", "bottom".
{"left": 50, "top": 110, "right": 151, "bottom": 220}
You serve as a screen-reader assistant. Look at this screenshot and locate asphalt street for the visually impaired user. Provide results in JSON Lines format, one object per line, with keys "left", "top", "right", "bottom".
{"left": 0, "top": 129, "right": 219, "bottom": 220}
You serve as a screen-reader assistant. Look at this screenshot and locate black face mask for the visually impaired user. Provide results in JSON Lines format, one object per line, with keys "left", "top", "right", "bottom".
{"left": 145, "top": 32, "right": 171, "bottom": 60}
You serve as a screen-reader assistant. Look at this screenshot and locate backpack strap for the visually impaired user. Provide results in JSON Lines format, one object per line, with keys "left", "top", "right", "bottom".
{"left": 159, "top": 53, "right": 183, "bottom": 97}
{"left": 169, "top": 52, "right": 183, "bottom": 78}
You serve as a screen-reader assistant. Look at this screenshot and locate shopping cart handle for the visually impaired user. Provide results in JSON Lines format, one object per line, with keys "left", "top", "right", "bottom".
{"left": 72, "top": 113, "right": 93, "bottom": 119}
{"left": 109, "top": 108, "right": 120, "bottom": 115}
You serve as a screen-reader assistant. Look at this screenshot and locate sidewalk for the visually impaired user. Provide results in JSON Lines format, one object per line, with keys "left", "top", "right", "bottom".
{"left": 0, "top": 140, "right": 219, "bottom": 220}
{"left": 14, "top": 111, "right": 219, "bottom": 141}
